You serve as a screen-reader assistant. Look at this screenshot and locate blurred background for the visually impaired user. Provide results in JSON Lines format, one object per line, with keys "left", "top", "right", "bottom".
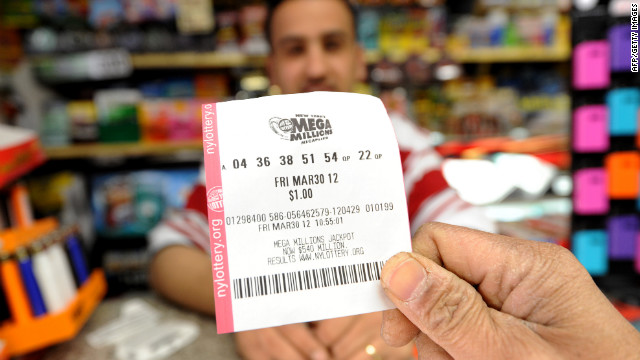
{"left": 0, "top": 0, "right": 638, "bottom": 358}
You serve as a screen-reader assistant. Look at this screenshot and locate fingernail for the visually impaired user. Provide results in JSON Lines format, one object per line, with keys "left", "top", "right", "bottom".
{"left": 384, "top": 257, "right": 427, "bottom": 302}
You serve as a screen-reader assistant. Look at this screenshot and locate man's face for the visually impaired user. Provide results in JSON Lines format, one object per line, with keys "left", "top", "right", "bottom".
{"left": 267, "top": 0, "right": 367, "bottom": 94}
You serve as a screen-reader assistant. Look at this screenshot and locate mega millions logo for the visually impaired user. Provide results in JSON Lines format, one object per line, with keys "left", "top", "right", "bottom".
{"left": 269, "top": 115, "right": 333, "bottom": 144}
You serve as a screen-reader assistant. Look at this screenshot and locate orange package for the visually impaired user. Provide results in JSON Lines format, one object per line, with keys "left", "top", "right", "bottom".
{"left": 605, "top": 151, "right": 640, "bottom": 199}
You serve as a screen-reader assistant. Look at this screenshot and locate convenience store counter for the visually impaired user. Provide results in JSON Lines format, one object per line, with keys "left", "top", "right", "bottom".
{"left": 33, "top": 292, "right": 241, "bottom": 360}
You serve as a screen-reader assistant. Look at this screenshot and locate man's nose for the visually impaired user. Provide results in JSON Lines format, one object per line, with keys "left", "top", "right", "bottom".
{"left": 305, "top": 45, "right": 329, "bottom": 80}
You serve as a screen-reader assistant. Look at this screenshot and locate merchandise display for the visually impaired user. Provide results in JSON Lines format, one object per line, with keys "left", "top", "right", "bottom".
{"left": 37, "top": 74, "right": 228, "bottom": 148}
{"left": 0, "top": 175, "right": 105, "bottom": 356}
{"left": 570, "top": 4, "right": 640, "bottom": 276}
{"left": 0, "top": 220, "right": 106, "bottom": 356}
{"left": 410, "top": 71, "right": 570, "bottom": 139}
{"left": 450, "top": 8, "right": 568, "bottom": 48}
{"left": 91, "top": 168, "right": 199, "bottom": 238}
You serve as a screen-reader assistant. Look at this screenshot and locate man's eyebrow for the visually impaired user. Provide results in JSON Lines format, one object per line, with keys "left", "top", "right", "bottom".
{"left": 276, "top": 36, "right": 304, "bottom": 48}
{"left": 321, "top": 30, "right": 349, "bottom": 39}
{"left": 275, "top": 30, "right": 350, "bottom": 47}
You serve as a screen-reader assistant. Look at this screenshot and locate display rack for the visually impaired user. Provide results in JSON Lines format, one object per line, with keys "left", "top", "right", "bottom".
{"left": 44, "top": 140, "right": 203, "bottom": 160}
{"left": 0, "top": 218, "right": 107, "bottom": 356}
{"left": 128, "top": 45, "right": 570, "bottom": 70}
{"left": 570, "top": 5, "right": 640, "bottom": 276}
{"left": 448, "top": 44, "right": 571, "bottom": 63}
{"left": 130, "top": 51, "right": 265, "bottom": 69}
{"left": 130, "top": 49, "right": 444, "bottom": 69}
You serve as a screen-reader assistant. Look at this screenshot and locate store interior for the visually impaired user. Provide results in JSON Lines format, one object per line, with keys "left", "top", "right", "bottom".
{"left": 0, "top": 0, "right": 639, "bottom": 358}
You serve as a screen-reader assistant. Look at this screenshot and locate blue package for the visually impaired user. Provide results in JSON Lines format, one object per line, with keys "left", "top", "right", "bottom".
{"left": 607, "top": 88, "right": 640, "bottom": 136}
{"left": 89, "top": 0, "right": 124, "bottom": 29}
{"left": 572, "top": 230, "right": 608, "bottom": 276}
{"left": 358, "top": 9, "right": 380, "bottom": 51}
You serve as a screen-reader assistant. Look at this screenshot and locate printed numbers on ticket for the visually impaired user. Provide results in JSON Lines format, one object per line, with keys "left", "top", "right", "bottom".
{"left": 201, "top": 92, "right": 412, "bottom": 333}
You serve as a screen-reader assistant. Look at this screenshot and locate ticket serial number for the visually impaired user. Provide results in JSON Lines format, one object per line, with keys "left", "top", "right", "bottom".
{"left": 224, "top": 202, "right": 395, "bottom": 229}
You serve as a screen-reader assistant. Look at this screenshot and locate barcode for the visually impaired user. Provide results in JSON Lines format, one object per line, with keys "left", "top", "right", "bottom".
{"left": 232, "top": 261, "right": 385, "bottom": 299}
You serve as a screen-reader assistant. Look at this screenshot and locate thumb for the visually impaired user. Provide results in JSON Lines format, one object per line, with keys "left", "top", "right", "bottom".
{"left": 381, "top": 252, "right": 508, "bottom": 359}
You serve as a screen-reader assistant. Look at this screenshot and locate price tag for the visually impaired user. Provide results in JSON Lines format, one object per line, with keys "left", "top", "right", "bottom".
{"left": 202, "top": 92, "right": 412, "bottom": 333}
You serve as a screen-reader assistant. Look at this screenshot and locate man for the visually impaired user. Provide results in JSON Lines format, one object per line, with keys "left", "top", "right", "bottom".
{"left": 264, "top": 0, "right": 493, "bottom": 235}
{"left": 149, "top": 0, "right": 494, "bottom": 359}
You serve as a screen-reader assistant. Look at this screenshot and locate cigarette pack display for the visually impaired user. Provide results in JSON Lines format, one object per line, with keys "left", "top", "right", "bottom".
{"left": 570, "top": 6, "right": 640, "bottom": 278}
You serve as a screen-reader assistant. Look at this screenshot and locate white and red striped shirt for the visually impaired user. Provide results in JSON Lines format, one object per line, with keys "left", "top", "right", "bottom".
{"left": 148, "top": 112, "right": 495, "bottom": 254}
{"left": 390, "top": 112, "right": 495, "bottom": 235}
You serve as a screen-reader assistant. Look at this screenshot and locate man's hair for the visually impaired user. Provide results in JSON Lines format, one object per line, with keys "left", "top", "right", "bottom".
{"left": 264, "top": 0, "right": 358, "bottom": 47}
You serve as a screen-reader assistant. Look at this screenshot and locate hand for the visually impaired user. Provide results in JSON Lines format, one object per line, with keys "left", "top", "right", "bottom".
{"left": 311, "top": 313, "right": 414, "bottom": 360}
{"left": 235, "top": 323, "right": 331, "bottom": 360}
{"left": 380, "top": 222, "right": 640, "bottom": 360}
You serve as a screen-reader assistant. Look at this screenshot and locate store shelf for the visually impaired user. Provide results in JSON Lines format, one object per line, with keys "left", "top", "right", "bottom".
{"left": 448, "top": 45, "right": 571, "bottom": 63}
{"left": 44, "top": 141, "right": 203, "bottom": 159}
{"left": 129, "top": 44, "right": 570, "bottom": 69}
{"left": 130, "top": 52, "right": 266, "bottom": 69}
{"left": 130, "top": 49, "right": 444, "bottom": 69}
{"left": 57, "top": 44, "right": 569, "bottom": 72}
{"left": 364, "top": 48, "right": 442, "bottom": 64}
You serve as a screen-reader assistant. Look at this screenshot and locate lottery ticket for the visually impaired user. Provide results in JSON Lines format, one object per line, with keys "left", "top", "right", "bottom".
{"left": 201, "top": 92, "right": 411, "bottom": 333}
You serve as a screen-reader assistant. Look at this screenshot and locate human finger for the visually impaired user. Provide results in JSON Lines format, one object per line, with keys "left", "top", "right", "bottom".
{"left": 380, "top": 310, "right": 452, "bottom": 360}
{"left": 311, "top": 316, "right": 355, "bottom": 346}
{"left": 329, "top": 313, "right": 382, "bottom": 360}
{"left": 381, "top": 251, "right": 535, "bottom": 359}
{"left": 380, "top": 309, "right": 419, "bottom": 347}
{"left": 343, "top": 335, "right": 414, "bottom": 360}
{"left": 410, "top": 222, "right": 575, "bottom": 315}
{"left": 413, "top": 333, "right": 451, "bottom": 360}
{"left": 276, "top": 323, "right": 331, "bottom": 360}
{"left": 245, "top": 327, "right": 307, "bottom": 360}
{"left": 235, "top": 330, "right": 270, "bottom": 360}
